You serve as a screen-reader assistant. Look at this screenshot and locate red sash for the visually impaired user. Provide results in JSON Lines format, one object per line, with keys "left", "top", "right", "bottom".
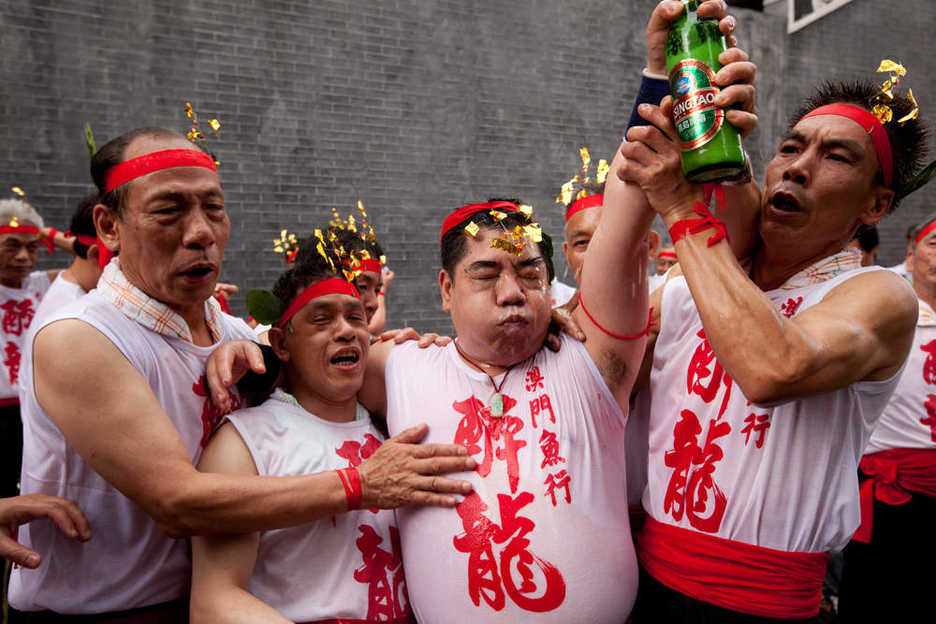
{"left": 853, "top": 448, "right": 936, "bottom": 543}
{"left": 638, "top": 516, "right": 828, "bottom": 619}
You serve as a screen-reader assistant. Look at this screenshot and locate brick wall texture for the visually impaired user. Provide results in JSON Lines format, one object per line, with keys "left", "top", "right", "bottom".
{"left": 2, "top": 0, "right": 934, "bottom": 334}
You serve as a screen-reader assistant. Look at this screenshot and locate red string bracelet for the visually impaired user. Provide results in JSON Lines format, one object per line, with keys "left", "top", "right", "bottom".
{"left": 668, "top": 200, "right": 729, "bottom": 247}
{"left": 578, "top": 291, "right": 654, "bottom": 340}
{"left": 336, "top": 467, "right": 363, "bottom": 510}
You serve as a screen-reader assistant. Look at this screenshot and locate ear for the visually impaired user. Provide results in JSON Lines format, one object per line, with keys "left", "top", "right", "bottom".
{"left": 858, "top": 188, "right": 894, "bottom": 226}
{"left": 87, "top": 244, "right": 99, "bottom": 262}
{"left": 562, "top": 239, "right": 571, "bottom": 266}
{"left": 647, "top": 230, "right": 661, "bottom": 260}
{"left": 93, "top": 203, "right": 120, "bottom": 254}
{"left": 439, "top": 269, "right": 453, "bottom": 313}
{"left": 267, "top": 328, "right": 291, "bottom": 363}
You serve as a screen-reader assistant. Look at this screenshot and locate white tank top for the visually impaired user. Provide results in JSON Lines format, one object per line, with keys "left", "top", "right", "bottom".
{"left": 10, "top": 290, "right": 256, "bottom": 613}
{"left": 645, "top": 265, "right": 902, "bottom": 553}
{"left": 0, "top": 270, "right": 50, "bottom": 399}
{"left": 386, "top": 335, "right": 638, "bottom": 623}
{"left": 28, "top": 274, "right": 86, "bottom": 338}
{"left": 865, "top": 299, "right": 936, "bottom": 454}
{"left": 225, "top": 391, "right": 409, "bottom": 622}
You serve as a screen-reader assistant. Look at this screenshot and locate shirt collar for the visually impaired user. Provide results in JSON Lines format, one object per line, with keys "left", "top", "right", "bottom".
{"left": 776, "top": 247, "right": 863, "bottom": 291}
{"left": 96, "top": 258, "right": 222, "bottom": 344}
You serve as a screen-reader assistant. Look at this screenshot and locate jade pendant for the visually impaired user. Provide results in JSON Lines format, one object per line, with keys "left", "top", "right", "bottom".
{"left": 488, "top": 392, "right": 504, "bottom": 418}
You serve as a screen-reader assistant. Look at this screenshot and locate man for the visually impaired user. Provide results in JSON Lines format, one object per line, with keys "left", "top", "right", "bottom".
{"left": 0, "top": 197, "right": 74, "bottom": 501}
{"left": 837, "top": 214, "right": 936, "bottom": 621}
{"left": 887, "top": 222, "right": 915, "bottom": 281}
{"left": 846, "top": 224, "right": 879, "bottom": 267}
{"left": 10, "top": 127, "right": 474, "bottom": 619}
{"left": 619, "top": 44, "right": 924, "bottom": 623}
{"left": 191, "top": 252, "right": 416, "bottom": 623}
{"left": 30, "top": 193, "right": 105, "bottom": 328}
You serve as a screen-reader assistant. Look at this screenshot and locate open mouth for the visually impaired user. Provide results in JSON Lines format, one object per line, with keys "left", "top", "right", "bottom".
{"left": 330, "top": 348, "right": 361, "bottom": 369}
{"left": 769, "top": 191, "right": 804, "bottom": 214}
{"left": 179, "top": 264, "right": 216, "bottom": 279}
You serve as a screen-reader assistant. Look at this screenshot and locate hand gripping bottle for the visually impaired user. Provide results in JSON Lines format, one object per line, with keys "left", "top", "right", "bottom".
{"left": 665, "top": 0, "right": 747, "bottom": 183}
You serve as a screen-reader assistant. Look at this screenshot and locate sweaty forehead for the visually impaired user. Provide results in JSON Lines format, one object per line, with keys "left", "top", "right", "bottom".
{"left": 123, "top": 134, "right": 195, "bottom": 160}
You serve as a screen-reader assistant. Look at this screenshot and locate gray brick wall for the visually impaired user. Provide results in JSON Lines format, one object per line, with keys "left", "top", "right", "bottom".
{"left": 2, "top": 0, "right": 934, "bottom": 334}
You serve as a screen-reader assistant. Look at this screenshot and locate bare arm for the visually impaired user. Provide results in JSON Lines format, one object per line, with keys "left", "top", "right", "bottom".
{"left": 35, "top": 321, "right": 474, "bottom": 537}
{"left": 573, "top": 144, "right": 653, "bottom": 404}
{"left": 190, "top": 424, "right": 291, "bottom": 624}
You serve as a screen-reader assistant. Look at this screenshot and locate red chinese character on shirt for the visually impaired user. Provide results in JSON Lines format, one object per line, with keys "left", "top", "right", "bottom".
{"left": 686, "top": 329, "right": 733, "bottom": 418}
{"left": 453, "top": 491, "right": 566, "bottom": 613}
{"left": 192, "top": 375, "right": 242, "bottom": 448}
{"left": 663, "top": 408, "right": 730, "bottom": 533}
{"left": 3, "top": 341, "right": 20, "bottom": 385}
{"left": 544, "top": 470, "right": 571, "bottom": 506}
{"left": 740, "top": 413, "right": 771, "bottom": 448}
{"left": 529, "top": 394, "right": 555, "bottom": 429}
{"left": 921, "top": 339, "right": 936, "bottom": 384}
{"left": 923, "top": 394, "right": 936, "bottom": 442}
{"left": 453, "top": 394, "right": 527, "bottom": 494}
{"left": 779, "top": 297, "right": 803, "bottom": 318}
{"left": 538, "top": 430, "right": 565, "bottom": 469}
{"left": 524, "top": 366, "right": 545, "bottom": 392}
{"left": 336, "top": 434, "right": 383, "bottom": 467}
{"left": 0, "top": 299, "right": 35, "bottom": 337}
{"left": 354, "top": 524, "right": 409, "bottom": 621}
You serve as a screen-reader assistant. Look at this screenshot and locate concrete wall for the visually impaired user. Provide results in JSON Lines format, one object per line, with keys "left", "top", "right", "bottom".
{"left": 1, "top": 0, "right": 933, "bottom": 334}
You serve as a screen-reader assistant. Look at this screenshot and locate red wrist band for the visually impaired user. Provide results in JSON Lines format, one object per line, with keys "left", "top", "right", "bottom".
{"left": 337, "top": 467, "right": 363, "bottom": 510}
{"left": 668, "top": 201, "right": 729, "bottom": 248}
{"left": 43, "top": 228, "right": 57, "bottom": 254}
{"left": 578, "top": 291, "right": 655, "bottom": 340}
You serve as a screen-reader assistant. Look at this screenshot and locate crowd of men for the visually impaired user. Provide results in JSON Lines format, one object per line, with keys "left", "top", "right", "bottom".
{"left": 1, "top": 1, "right": 934, "bottom": 622}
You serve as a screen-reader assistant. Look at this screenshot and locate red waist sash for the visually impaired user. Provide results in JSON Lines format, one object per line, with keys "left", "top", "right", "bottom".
{"left": 853, "top": 447, "right": 936, "bottom": 543}
{"left": 638, "top": 516, "right": 828, "bottom": 619}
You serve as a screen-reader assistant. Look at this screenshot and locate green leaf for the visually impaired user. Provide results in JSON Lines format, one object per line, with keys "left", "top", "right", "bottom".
{"left": 84, "top": 123, "right": 96, "bottom": 163}
{"left": 897, "top": 159, "right": 936, "bottom": 201}
{"left": 246, "top": 290, "right": 285, "bottom": 326}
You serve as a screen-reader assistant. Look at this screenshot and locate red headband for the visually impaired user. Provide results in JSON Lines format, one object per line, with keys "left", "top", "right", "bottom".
{"left": 440, "top": 201, "right": 519, "bottom": 242}
{"left": 799, "top": 104, "right": 894, "bottom": 187}
{"left": 104, "top": 149, "right": 218, "bottom": 193}
{"left": 916, "top": 221, "right": 936, "bottom": 246}
{"left": 63, "top": 231, "right": 113, "bottom": 268}
{"left": 276, "top": 278, "right": 361, "bottom": 328}
{"left": 64, "top": 231, "right": 98, "bottom": 248}
{"left": 565, "top": 194, "right": 603, "bottom": 222}
{"left": 0, "top": 224, "right": 40, "bottom": 237}
{"left": 342, "top": 258, "right": 383, "bottom": 274}
{"left": 658, "top": 251, "right": 677, "bottom": 260}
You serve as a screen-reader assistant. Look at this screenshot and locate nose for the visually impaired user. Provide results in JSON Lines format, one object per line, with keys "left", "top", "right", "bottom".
{"left": 14, "top": 245, "right": 31, "bottom": 262}
{"left": 495, "top": 272, "right": 526, "bottom": 307}
{"left": 781, "top": 151, "right": 811, "bottom": 187}
{"left": 333, "top": 314, "right": 357, "bottom": 341}
{"left": 182, "top": 208, "right": 217, "bottom": 250}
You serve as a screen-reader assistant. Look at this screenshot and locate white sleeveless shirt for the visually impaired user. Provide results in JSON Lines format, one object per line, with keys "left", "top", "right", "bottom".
{"left": 0, "top": 270, "right": 50, "bottom": 400}
{"left": 645, "top": 258, "right": 904, "bottom": 553}
{"left": 225, "top": 391, "right": 409, "bottom": 622}
{"left": 865, "top": 299, "right": 936, "bottom": 454}
{"left": 386, "top": 335, "right": 638, "bottom": 623}
{"left": 10, "top": 289, "right": 256, "bottom": 613}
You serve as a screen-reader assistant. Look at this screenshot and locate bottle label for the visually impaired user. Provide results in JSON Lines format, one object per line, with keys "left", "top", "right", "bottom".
{"left": 669, "top": 59, "right": 724, "bottom": 150}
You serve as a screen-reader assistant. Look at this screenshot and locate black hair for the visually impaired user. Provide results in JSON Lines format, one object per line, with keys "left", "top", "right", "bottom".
{"left": 69, "top": 192, "right": 100, "bottom": 259}
{"left": 851, "top": 224, "right": 879, "bottom": 253}
{"left": 440, "top": 198, "right": 555, "bottom": 282}
{"left": 789, "top": 80, "right": 928, "bottom": 212}
{"left": 272, "top": 246, "right": 345, "bottom": 310}
{"left": 90, "top": 127, "right": 194, "bottom": 218}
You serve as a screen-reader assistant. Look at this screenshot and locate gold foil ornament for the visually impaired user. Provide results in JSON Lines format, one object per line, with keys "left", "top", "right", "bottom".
{"left": 465, "top": 221, "right": 480, "bottom": 237}
{"left": 10, "top": 187, "right": 25, "bottom": 197}
{"left": 490, "top": 210, "right": 507, "bottom": 222}
{"left": 518, "top": 204, "right": 533, "bottom": 219}
{"left": 379, "top": 254, "right": 387, "bottom": 265}
{"left": 185, "top": 102, "right": 194, "bottom": 119}
{"left": 209, "top": 119, "right": 221, "bottom": 133}
{"left": 877, "top": 60, "right": 907, "bottom": 76}
{"left": 579, "top": 147, "right": 591, "bottom": 176}
{"left": 872, "top": 104, "right": 893, "bottom": 124}
{"left": 596, "top": 159, "right": 610, "bottom": 185}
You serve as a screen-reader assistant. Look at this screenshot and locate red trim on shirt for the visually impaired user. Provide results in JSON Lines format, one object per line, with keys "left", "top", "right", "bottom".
{"left": 638, "top": 516, "right": 828, "bottom": 619}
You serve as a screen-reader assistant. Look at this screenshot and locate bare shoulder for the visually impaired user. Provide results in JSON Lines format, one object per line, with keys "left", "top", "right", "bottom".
{"left": 34, "top": 318, "right": 129, "bottom": 374}
{"left": 818, "top": 268, "right": 918, "bottom": 330}
{"left": 197, "top": 421, "right": 259, "bottom": 476}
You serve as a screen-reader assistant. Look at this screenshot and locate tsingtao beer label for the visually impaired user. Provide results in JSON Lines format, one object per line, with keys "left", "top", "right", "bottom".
{"left": 669, "top": 58, "right": 723, "bottom": 150}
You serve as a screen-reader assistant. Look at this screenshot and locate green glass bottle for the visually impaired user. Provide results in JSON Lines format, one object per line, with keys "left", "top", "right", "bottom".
{"left": 665, "top": 0, "right": 746, "bottom": 183}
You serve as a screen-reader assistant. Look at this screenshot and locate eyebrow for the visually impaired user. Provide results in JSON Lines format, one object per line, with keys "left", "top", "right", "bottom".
{"left": 782, "top": 130, "right": 865, "bottom": 158}
{"left": 568, "top": 229, "right": 592, "bottom": 239}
